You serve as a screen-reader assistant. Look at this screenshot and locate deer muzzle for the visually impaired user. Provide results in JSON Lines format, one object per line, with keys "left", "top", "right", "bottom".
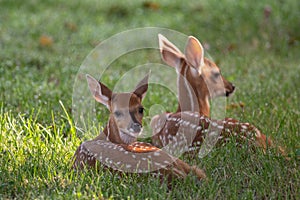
{"left": 129, "top": 122, "right": 142, "bottom": 134}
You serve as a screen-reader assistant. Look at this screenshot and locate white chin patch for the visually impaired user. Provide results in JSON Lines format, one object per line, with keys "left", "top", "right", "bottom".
{"left": 121, "top": 129, "right": 142, "bottom": 138}
{"left": 127, "top": 131, "right": 140, "bottom": 138}
{"left": 119, "top": 131, "right": 136, "bottom": 144}
{"left": 211, "top": 91, "right": 226, "bottom": 98}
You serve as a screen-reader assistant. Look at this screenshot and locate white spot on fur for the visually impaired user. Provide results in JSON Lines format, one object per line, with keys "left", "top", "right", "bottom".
{"left": 241, "top": 125, "right": 248, "bottom": 130}
{"left": 154, "top": 152, "right": 161, "bottom": 156}
{"left": 217, "top": 125, "right": 224, "bottom": 129}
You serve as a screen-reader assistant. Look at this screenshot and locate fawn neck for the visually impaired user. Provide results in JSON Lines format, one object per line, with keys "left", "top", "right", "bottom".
{"left": 175, "top": 58, "right": 235, "bottom": 117}
{"left": 102, "top": 93, "right": 144, "bottom": 145}
{"left": 176, "top": 61, "right": 210, "bottom": 116}
{"left": 102, "top": 117, "right": 136, "bottom": 145}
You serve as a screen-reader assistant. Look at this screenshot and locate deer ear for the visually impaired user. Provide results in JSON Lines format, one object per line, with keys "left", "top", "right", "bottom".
{"left": 86, "top": 74, "right": 112, "bottom": 108}
{"left": 158, "top": 34, "right": 184, "bottom": 69}
{"left": 185, "top": 36, "right": 204, "bottom": 74}
{"left": 133, "top": 72, "right": 150, "bottom": 100}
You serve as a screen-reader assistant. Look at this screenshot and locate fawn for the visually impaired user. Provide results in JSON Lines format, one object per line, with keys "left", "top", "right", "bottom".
{"left": 157, "top": 34, "right": 235, "bottom": 116}
{"left": 73, "top": 73, "right": 206, "bottom": 180}
{"left": 151, "top": 34, "right": 286, "bottom": 156}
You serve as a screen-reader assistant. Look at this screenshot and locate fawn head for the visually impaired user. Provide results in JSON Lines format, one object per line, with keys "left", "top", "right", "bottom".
{"left": 158, "top": 34, "right": 235, "bottom": 115}
{"left": 86, "top": 74, "right": 149, "bottom": 144}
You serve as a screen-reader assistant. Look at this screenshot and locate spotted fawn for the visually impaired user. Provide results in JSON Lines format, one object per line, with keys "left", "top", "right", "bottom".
{"left": 151, "top": 34, "right": 286, "bottom": 157}
{"left": 73, "top": 73, "right": 206, "bottom": 180}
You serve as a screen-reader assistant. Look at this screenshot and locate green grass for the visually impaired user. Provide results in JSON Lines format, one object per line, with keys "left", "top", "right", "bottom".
{"left": 0, "top": 0, "right": 299, "bottom": 199}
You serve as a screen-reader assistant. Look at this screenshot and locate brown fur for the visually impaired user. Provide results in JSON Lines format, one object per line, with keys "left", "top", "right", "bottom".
{"left": 151, "top": 34, "right": 286, "bottom": 157}
{"left": 72, "top": 73, "right": 207, "bottom": 181}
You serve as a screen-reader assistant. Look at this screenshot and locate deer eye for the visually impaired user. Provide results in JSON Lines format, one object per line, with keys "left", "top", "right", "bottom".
{"left": 114, "top": 111, "right": 123, "bottom": 118}
{"left": 138, "top": 107, "right": 144, "bottom": 114}
{"left": 213, "top": 72, "right": 221, "bottom": 78}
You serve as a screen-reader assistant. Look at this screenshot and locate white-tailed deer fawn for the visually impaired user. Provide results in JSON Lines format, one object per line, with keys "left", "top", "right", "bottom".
{"left": 157, "top": 34, "right": 235, "bottom": 116}
{"left": 151, "top": 34, "right": 286, "bottom": 156}
{"left": 73, "top": 73, "right": 206, "bottom": 180}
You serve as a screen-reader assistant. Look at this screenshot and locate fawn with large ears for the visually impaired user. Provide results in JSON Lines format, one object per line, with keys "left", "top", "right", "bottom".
{"left": 73, "top": 73, "right": 207, "bottom": 181}
{"left": 151, "top": 34, "right": 286, "bottom": 158}
{"left": 86, "top": 74, "right": 148, "bottom": 144}
{"left": 158, "top": 34, "right": 235, "bottom": 116}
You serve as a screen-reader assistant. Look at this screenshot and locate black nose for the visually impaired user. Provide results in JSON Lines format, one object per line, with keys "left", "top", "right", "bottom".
{"left": 131, "top": 123, "right": 142, "bottom": 133}
{"left": 226, "top": 84, "right": 235, "bottom": 96}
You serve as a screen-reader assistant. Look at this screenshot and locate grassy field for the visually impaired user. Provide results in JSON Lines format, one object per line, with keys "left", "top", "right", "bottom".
{"left": 1, "top": 0, "right": 299, "bottom": 199}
